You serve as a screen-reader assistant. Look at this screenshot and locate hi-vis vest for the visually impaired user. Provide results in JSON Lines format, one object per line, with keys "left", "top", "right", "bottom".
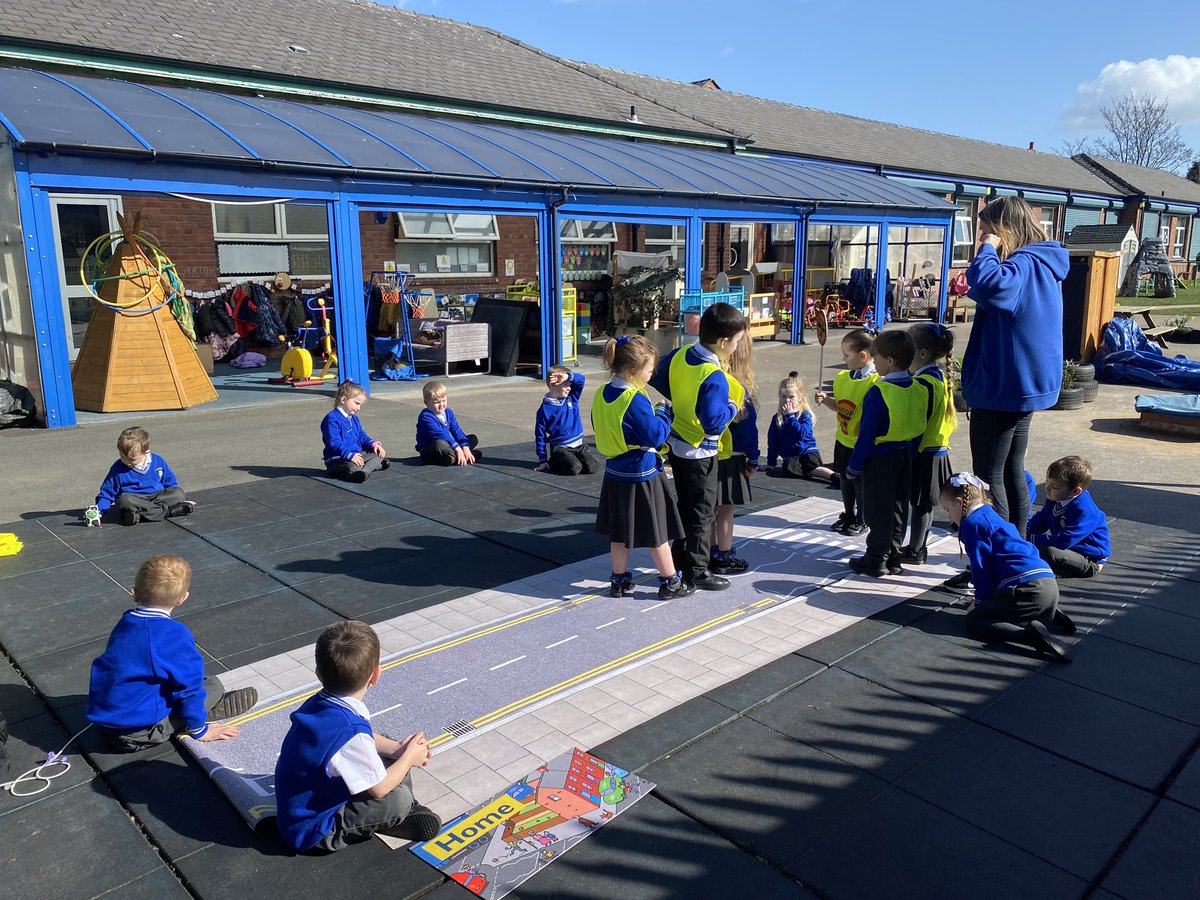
{"left": 669, "top": 348, "right": 722, "bottom": 448}
{"left": 915, "top": 369, "right": 956, "bottom": 452}
{"left": 592, "top": 385, "right": 650, "bottom": 458}
{"left": 717, "top": 375, "right": 746, "bottom": 460}
{"left": 833, "top": 369, "right": 879, "bottom": 448}
{"left": 872, "top": 380, "right": 928, "bottom": 445}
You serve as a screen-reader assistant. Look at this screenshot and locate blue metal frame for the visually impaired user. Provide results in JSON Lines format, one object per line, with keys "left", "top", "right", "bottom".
{"left": 327, "top": 197, "right": 370, "bottom": 389}
{"left": 791, "top": 215, "right": 807, "bottom": 344}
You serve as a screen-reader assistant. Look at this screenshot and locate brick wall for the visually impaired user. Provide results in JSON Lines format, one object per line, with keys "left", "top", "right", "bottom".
{"left": 122, "top": 196, "right": 220, "bottom": 291}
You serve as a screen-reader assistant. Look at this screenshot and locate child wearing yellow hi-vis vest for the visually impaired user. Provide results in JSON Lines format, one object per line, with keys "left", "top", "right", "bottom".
{"left": 814, "top": 329, "right": 877, "bottom": 536}
{"left": 710, "top": 322, "right": 758, "bottom": 575}
{"left": 901, "top": 324, "right": 958, "bottom": 565}
{"left": 592, "top": 335, "right": 692, "bottom": 602}
{"left": 844, "top": 329, "right": 931, "bottom": 578}
{"left": 648, "top": 302, "right": 745, "bottom": 592}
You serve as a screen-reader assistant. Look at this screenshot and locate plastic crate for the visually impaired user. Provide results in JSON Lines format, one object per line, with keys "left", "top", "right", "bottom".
{"left": 678, "top": 287, "right": 746, "bottom": 334}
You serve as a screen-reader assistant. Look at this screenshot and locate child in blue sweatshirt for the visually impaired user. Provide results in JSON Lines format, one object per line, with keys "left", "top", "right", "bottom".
{"left": 845, "top": 331, "right": 929, "bottom": 578}
{"left": 534, "top": 366, "right": 597, "bottom": 476}
{"left": 322, "top": 381, "right": 388, "bottom": 483}
{"left": 593, "top": 335, "right": 691, "bottom": 602}
{"left": 416, "top": 381, "right": 482, "bottom": 466}
{"left": 86, "top": 555, "right": 257, "bottom": 751}
{"left": 940, "top": 474, "right": 1075, "bottom": 663}
{"left": 96, "top": 427, "right": 193, "bottom": 526}
{"left": 1028, "top": 455, "right": 1111, "bottom": 578}
{"left": 767, "top": 371, "right": 838, "bottom": 484}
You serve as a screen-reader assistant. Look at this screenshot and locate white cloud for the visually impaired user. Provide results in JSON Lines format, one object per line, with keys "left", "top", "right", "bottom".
{"left": 1063, "top": 55, "right": 1200, "bottom": 130}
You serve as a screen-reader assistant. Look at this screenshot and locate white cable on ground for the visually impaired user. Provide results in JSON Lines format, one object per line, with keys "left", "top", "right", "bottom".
{"left": 1, "top": 723, "right": 93, "bottom": 798}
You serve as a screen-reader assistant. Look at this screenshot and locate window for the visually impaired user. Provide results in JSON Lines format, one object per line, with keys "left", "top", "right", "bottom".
{"left": 1163, "top": 215, "right": 1190, "bottom": 258}
{"left": 952, "top": 201, "right": 974, "bottom": 264}
{"left": 1038, "top": 206, "right": 1059, "bottom": 240}
{"left": 213, "top": 202, "right": 330, "bottom": 279}
{"left": 560, "top": 220, "right": 617, "bottom": 242}
{"left": 644, "top": 224, "right": 687, "bottom": 266}
{"left": 396, "top": 212, "right": 499, "bottom": 277}
{"left": 560, "top": 220, "right": 617, "bottom": 281}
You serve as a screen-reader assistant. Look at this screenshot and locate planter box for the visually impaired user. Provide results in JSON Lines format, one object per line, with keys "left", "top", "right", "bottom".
{"left": 615, "top": 323, "right": 679, "bottom": 356}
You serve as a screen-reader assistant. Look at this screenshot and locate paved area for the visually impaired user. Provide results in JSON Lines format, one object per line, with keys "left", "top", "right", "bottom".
{"left": 2, "top": 332, "right": 1199, "bottom": 899}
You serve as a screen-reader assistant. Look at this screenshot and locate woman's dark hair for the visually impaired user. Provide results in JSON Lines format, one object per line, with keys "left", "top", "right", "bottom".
{"left": 910, "top": 323, "right": 954, "bottom": 361}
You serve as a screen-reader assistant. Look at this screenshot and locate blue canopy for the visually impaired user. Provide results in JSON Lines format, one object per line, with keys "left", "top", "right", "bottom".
{"left": 0, "top": 67, "right": 952, "bottom": 212}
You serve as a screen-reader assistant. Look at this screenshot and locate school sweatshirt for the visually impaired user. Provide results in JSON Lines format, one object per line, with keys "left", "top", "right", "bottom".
{"left": 95, "top": 454, "right": 180, "bottom": 513}
{"left": 415, "top": 407, "right": 470, "bottom": 452}
{"left": 959, "top": 504, "right": 1054, "bottom": 602}
{"left": 730, "top": 400, "right": 761, "bottom": 468}
{"left": 766, "top": 409, "right": 818, "bottom": 467}
{"left": 86, "top": 607, "right": 210, "bottom": 739}
{"left": 962, "top": 241, "right": 1069, "bottom": 412}
{"left": 535, "top": 372, "right": 586, "bottom": 463}
{"left": 1028, "top": 490, "right": 1111, "bottom": 563}
{"left": 321, "top": 408, "right": 378, "bottom": 466}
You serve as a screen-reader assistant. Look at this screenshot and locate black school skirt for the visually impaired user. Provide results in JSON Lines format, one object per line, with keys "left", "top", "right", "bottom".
{"left": 595, "top": 472, "right": 684, "bottom": 549}
{"left": 911, "top": 450, "right": 953, "bottom": 511}
{"left": 717, "top": 453, "right": 753, "bottom": 506}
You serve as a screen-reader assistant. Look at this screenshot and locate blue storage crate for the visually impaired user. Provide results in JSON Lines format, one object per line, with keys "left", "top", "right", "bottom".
{"left": 679, "top": 287, "right": 746, "bottom": 335}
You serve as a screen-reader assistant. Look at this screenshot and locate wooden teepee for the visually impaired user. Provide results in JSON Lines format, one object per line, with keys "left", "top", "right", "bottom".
{"left": 71, "top": 213, "right": 217, "bottom": 412}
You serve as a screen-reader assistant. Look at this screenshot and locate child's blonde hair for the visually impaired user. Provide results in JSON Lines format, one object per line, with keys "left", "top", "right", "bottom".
{"left": 134, "top": 554, "right": 191, "bottom": 608}
{"left": 979, "top": 196, "right": 1050, "bottom": 261}
{"left": 422, "top": 381, "right": 448, "bottom": 403}
{"left": 335, "top": 380, "right": 365, "bottom": 404}
{"left": 117, "top": 426, "right": 150, "bottom": 459}
{"left": 726, "top": 324, "right": 756, "bottom": 423}
{"left": 775, "top": 371, "right": 812, "bottom": 426}
{"left": 602, "top": 335, "right": 656, "bottom": 380}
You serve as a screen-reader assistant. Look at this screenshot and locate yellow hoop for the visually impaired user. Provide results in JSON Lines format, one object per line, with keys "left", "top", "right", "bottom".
{"left": 80, "top": 229, "right": 186, "bottom": 310}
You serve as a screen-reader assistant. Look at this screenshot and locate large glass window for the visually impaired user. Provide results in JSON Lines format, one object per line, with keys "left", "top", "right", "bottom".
{"left": 396, "top": 213, "right": 499, "bottom": 276}
{"left": 644, "top": 224, "right": 687, "bottom": 265}
{"left": 561, "top": 219, "right": 617, "bottom": 281}
{"left": 213, "top": 201, "right": 330, "bottom": 278}
{"left": 1038, "top": 206, "right": 1059, "bottom": 241}
{"left": 952, "top": 201, "right": 974, "bottom": 264}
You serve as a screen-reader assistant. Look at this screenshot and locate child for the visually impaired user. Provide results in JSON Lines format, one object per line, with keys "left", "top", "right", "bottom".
{"left": 901, "top": 324, "right": 957, "bottom": 564}
{"left": 322, "top": 380, "right": 388, "bottom": 484}
{"left": 592, "top": 335, "right": 692, "bottom": 601}
{"left": 274, "top": 620, "right": 440, "bottom": 852}
{"left": 767, "top": 371, "right": 839, "bottom": 484}
{"left": 1028, "top": 455, "right": 1111, "bottom": 578}
{"left": 648, "top": 302, "right": 744, "bottom": 592}
{"left": 534, "top": 366, "right": 597, "bottom": 476}
{"left": 96, "top": 427, "right": 194, "bottom": 526}
{"left": 814, "top": 330, "right": 878, "bottom": 536}
{"left": 86, "top": 555, "right": 257, "bottom": 751}
{"left": 416, "top": 381, "right": 482, "bottom": 466}
{"left": 940, "top": 474, "right": 1075, "bottom": 662}
{"left": 844, "top": 330, "right": 928, "bottom": 577}
{"left": 710, "top": 325, "right": 759, "bottom": 575}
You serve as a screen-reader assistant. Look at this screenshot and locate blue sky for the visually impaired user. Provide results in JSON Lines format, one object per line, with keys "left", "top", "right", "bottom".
{"left": 386, "top": 0, "right": 1200, "bottom": 165}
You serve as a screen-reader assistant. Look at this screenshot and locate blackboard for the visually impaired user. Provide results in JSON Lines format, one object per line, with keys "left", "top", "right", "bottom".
{"left": 471, "top": 298, "right": 533, "bottom": 377}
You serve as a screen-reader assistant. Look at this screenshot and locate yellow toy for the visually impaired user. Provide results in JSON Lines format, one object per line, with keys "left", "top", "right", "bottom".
{"left": 268, "top": 297, "right": 337, "bottom": 388}
{"left": 0, "top": 533, "right": 23, "bottom": 556}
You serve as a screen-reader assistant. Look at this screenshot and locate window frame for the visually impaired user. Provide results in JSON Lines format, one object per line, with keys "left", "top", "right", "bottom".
{"left": 395, "top": 213, "right": 500, "bottom": 278}
{"left": 212, "top": 202, "right": 331, "bottom": 280}
{"left": 398, "top": 212, "right": 500, "bottom": 240}
{"left": 1038, "top": 205, "right": 1060, "bottom": 241}
{"left": 952, "top": 201, "right": 975, "bottom": 265}
{"left": 560, "top": 219, "right": 618, "bottom": 243}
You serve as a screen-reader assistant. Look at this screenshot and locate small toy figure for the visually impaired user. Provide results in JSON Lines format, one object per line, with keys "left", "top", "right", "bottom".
{"left": 84, "top": 505, "right": 102, "bottom": 528}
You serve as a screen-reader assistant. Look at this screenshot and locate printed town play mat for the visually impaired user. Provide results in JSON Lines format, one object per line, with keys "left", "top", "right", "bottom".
{"left": 411, "top": 748, "right": 653, "bottom": 898}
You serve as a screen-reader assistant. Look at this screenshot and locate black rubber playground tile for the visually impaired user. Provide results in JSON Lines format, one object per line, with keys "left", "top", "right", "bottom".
{"left": 1166, "top": 748, "right": 1200, "bottom": 813}
{"left": 0, "top": 710, "right": 96, "bottom": 804}
{"left": 1092, "top": 598, "right": 1200, "bottom": 666}
{"left": 14, "top": 636, "right": 103, "bottom": 706}
{"left": 644, "top": 716, "right": 889, "bottom": 873}
{"left": 89, "top": 538, "right": 233, "bottom": 585}
{"left": 215, "top": 625, "right": 336, "bottom": 672}
{"left": 483, "top": 521, "right": 609, "bottom": 566}
{"left": 0, "top": 534, "right": 82, "bottom": 577}
{"left": 183, "top": 588, "right": 341, "bottom": 660}
{"left": 794, "top": 617, "right": 898, "bottom": 666}
{"left": 293, "top": 499, "right": 421, "bottom": 536}
{"left": 294, "top": 566, "right": 469, "bottom": 619}
{"left": 247, "top": 537, "right": 385, "bottom": 586}
{"left": 749, "top": 667, "right": 971, "bottom": 784}
{"left": 976, "top": 673, "right": 1198, "bottom": 791}
{"left": 98, "top": 866, "right": 191, "bottom": 900}
{"left": 173, "top": 561, "right": 293, "bottom": 615}
{"left": 794, "top": 786, "right": 1086, "bottom": 899}
{"left": 510, "top": 794, "right": 814, "bottom": 900}
{"left": 0, "top": 656, "right": 46, "bottom": 727}
{"left": 169, "top": 500, "right": 294, "bottom": 537}
{"left": 0, "top": 560, "right": 126, "bottom": 613}
{"left": 703, "top": 651, "right": 824, "bottom": 714}
{"left": 591, "top": 697, "right": 737, "bottom": 774}
{"left": 0, "top": 517, "right": 62, "bottom": 545}
{"left": 1100, "top": 800, "right": 1200, "bottom": 900}
{"left": 898, "top": 723, "right": 1154, "bottom": 880}
{"left": 0, "top": 582, "right": 138, "bottom": 660}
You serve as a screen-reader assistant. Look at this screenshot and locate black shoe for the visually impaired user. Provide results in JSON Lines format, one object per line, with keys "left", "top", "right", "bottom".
{"left": 380, "top": 804, "right": 442, "bottom": 842}
{"left": 886, "top": 554, "right": 905, "bottom": 576}
{"left": 841, "top": 522, "right": 867, "bottom": 537}
{"left": 708, "top": 555, "right": 749, "bottom": 575}
{"left": 898, "top": 545, "right": 928, "bottom": 564}
{"left": 609, "top": 573, "right": 632, "bottom": 598}
{"left": 849, "top": 555, "right": 887, "bottom": 578}
{"left": 1052, "top": 608, "right": 1078, "bottom": 635}
{"left": 943, "top": 569, "right": 972, "bottom": 589}
{"left": 209, "top": 687, "right": 258, "bottom": 721}
{"left": 658, "top": 574, "right": 695, "bottom": 601}
{"left": 830, "top": 513, "right": 850, "bottom": 532}
{"left": 348, "top": 468, "right": 369, "bottom": 484}
{"left": 380, "top": 459, "right": 391, "bottom": 471}
{"left": 691, "top": 573, "right": 731, "bottom": 591}
{"left": 119, "top": 507, "right": 139, "bottom": 526}
{"left": 1026, "top": 620, "right": 1072, "bottom": 663}
{"left": 166, "top": 502, "right": 194, "bottom": 518}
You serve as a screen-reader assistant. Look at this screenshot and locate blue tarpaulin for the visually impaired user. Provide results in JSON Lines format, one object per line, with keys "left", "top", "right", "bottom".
{"left": 1094, "top": 318, "right": 1200, "bottom": 392}
{"left": 1135, "top": 394, "right": 1200, "bottom": 419}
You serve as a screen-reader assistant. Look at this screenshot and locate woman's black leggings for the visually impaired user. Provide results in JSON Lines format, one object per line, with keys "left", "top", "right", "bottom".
{"left": 969, "top": 409, "right": 1034, "bottom": 538}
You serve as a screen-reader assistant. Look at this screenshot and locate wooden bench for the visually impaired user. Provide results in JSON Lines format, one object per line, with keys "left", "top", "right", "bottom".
{"left": 1114, "top": 306, "right": 1170, "bottom": 347}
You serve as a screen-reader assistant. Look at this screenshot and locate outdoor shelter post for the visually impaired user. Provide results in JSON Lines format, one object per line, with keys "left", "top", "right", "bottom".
{"left": 937, "top": 221, "right": 951, "bottom": 324}
{"left": 791, "top": 214, "right": 808, "bottom": 345}
{"left": 684, "top": 213, "right": 703, "bottom": 293}
{"left": 537, "top": 205, "right": 560, "bottom": 372}
{"left": 328, "top": 196, "right": 370, "bottom": 389}
{"left": 874, "top": 223, "right": 890, "bottom": 332}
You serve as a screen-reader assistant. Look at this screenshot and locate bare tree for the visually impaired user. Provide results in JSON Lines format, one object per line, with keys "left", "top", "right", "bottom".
{"left": 1092, "top": 94, "right": 1195, "bottom": 173}
{"left": 1055, "top": 136, "right": 1094, "bottom": 157}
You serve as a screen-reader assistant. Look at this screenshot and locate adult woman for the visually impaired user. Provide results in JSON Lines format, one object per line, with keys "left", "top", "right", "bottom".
{"left": 961, "top": 197, "right": 1068, "bottom": 537}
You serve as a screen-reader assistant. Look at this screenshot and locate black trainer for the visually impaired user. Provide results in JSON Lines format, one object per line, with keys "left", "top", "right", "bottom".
{"left": 1051, "top": 608, "right": 1078, "bottom": 634}
{"left": 898, "top": 545, "right": 928, "bottom": 564}
{"left": 941, "top": 569, "right": 973, "bottom": 593}
{"left": 827, "top": 473, "right": 841, "bottom": 489}
{"left": 658, "top": 574, "right": 696, "bottom": 601}
{"left": 166, "top": 502, "right": 194, "bottom": 518}
{"left": 841, "top": 522, "right": 867, "bottom": 537}
{"left": 1026, "top": 620, "right": 1072, "bottom": 663}
{"left": 690, "top": 573, "right": 731, "bottom": 591}
{"left": 886, "top": 554, "right": 905, "bottom": 576}
{"left": 208, "top": 687, "right": 258, "bottom": 721}
{"left": 849, "top": 555, "right": 887, "bottom": 578}
{"left": 348, "top": 468, "right": 369, "bottom": 484}
{"left": 708, "top": 555, "right": 749, "bottom": 575}
{"left": 609, "top": 573, "right": 632, "bottom": 598}
{"left": 381, "top": 804, "right": 442, "bottom": 842}
{"left": 119, "top": 507, "right": 139, "bottom": 526}
{"left": 829, "top": 513, "right": 850, "bottom": 532}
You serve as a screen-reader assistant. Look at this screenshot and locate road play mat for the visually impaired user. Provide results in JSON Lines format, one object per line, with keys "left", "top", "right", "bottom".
{"left": 411, "top": 747, "right": 652, "bottom": 898}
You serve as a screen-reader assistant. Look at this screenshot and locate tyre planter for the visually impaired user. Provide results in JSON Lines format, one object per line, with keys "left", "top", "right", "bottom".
{"left": 1073, "top": 362, "right": 1096, "bottom": 382}
{"left": 1053, "top": 385, "right": 1085, "bottom": 410}
{"left": 953, "top": 389, "right": 968, "bottom": 413}
{"left": 1081, "top": 379, "right": 1100, "bottom": 402}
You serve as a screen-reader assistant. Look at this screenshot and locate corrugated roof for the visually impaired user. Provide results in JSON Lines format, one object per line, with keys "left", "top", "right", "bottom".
{"left": 1076, "top": 155, "right": 1200, "bottom": 205}
{"left": 571, "top": 63, "right": 1125, "bottom": 197}
{"left": 0, "top": 0, "right": 730, "bottom": 140}
{"left": 0, "top": 68, "right": 954, "bottom": 212}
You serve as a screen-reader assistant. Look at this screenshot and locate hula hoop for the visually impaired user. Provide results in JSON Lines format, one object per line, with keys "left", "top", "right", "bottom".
{"left": 80, "top": 229, "right": 186, "bottom": 313}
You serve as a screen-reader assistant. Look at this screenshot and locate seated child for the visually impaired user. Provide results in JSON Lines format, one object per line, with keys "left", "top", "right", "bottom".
{"left": 940, "top": 474, "right": 1075, "bottom": 663}
{"left": 814, "top": 329, "right": 877, "bottom": 535}
{"left": 534, "top": 366, "right": 597, "bottom": 476}
{"left": 1028, "top": 455, "right": 1110, "bottom": 578}
{"left": 767, "top": 371, "right": 838, "bottom": 484}
{"left": 416, "top": 381, "right": 482, "bottom": 467}
{"left": 86, "top": 555, "right": 257, "bottom": 751}
{"left": 96, "top": 426, "right": 194, "bottom": 526}
{"left": 711, "top": 324, "right": 758, "bottom": 575}
{"left": 322, "top": 380, "right": 388, "bottom": 484}
{"left": 274, "top": 620, "right": 441, "bottom": 853}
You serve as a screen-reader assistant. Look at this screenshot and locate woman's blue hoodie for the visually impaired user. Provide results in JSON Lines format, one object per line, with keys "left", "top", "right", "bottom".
{"left": 962, "top": 241, "right": 1069, "bottom": 412}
